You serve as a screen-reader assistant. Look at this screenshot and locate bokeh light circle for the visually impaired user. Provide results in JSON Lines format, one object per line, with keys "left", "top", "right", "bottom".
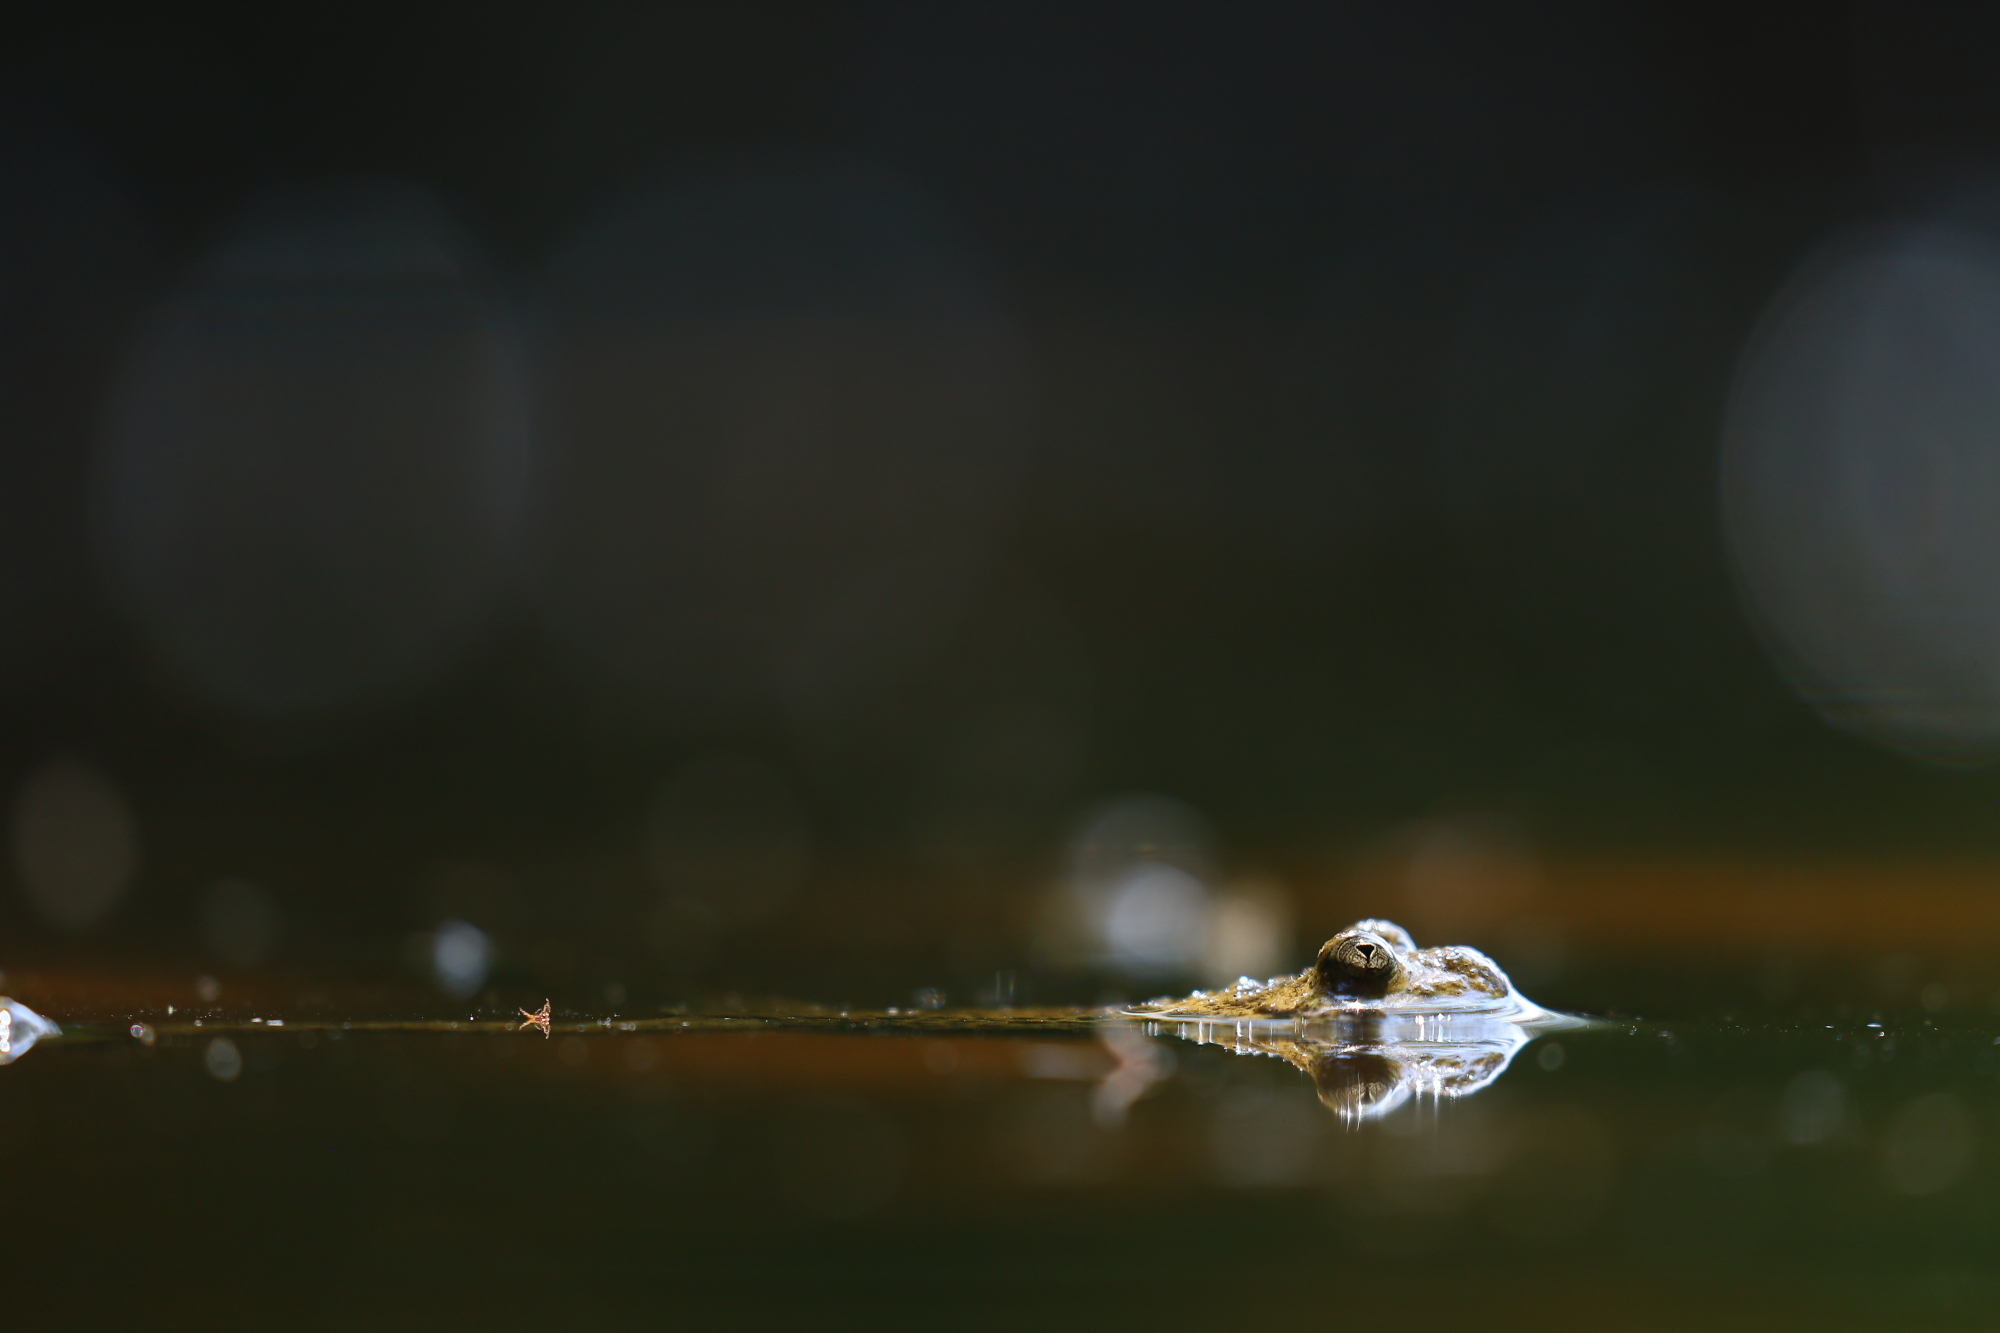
{"left": 93, "top": 180, "right": 528, "bottom": 734}
{"left": 1724, "top": 222, "right": 2000, "bottom": 761}
{"left": 530, "top": 157, "right": 1023, "bottom": 724}
{"left": 11, "top": 754, "right": 137, "bottom": 932}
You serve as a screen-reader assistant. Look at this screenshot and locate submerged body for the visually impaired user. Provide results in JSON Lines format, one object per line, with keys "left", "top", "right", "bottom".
{"left": 1131, "top": 918, "right": 1546, "bottom": 1021}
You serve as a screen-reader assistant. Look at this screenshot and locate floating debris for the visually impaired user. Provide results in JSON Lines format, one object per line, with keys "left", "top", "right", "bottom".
{"left": 518, "top": 999, "right": 551, "bottom": 1038}
{"left": 0, "top": 998, "right": 62, "bottom": 1064}
{"left": 130, "top": 1023, "right": 156, "bottom": 1046}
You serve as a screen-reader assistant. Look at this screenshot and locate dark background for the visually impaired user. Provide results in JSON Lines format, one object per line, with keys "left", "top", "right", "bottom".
{"left": 3, "top": 1, "right": 2000, "bottom": 1005}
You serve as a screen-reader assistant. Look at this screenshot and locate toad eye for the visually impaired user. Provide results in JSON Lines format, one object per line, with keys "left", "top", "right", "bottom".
{"left": 1336, "top": 937, "right": 1391, "bottom": 970}
{"left": 1315, "top": 929, "right": 1403, "bottom": 998}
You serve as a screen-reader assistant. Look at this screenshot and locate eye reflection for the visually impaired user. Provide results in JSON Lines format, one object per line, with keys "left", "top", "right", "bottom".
{"left": 1311, "top": 1050, "right": 1410, "bottom": 1120}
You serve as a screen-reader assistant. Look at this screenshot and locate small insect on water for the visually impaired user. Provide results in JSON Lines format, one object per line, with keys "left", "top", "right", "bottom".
{"left": 518, "top": 999, "right": 551, "bottom": 1038}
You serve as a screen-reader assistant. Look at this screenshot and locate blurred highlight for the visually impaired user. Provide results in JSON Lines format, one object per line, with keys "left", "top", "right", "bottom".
{"left": 201, "top": 879, "right": 279, "bottom": 969}
{"left": 431, "top": 919, "right": 491, "bottom": 1000}
{"left": 1053, "top": 793, "right": 1214, "bottom": 978}
{"left": 93, "top": 180, "right": 528, "bottom": 737}
{"left": 645, "top": 753, "right": 812, "bottom": 927}
{"left": 1044, "top": 793, "right": 1296, "bottom": 984}
{"left": 11, "top": 755, "right": 136, "bottom": 932}
{"left": 1725, "top": 219, "right": 2000, "bottom": 762}
{"left": 204, "top": 1037, "right": 242, "bottom": 1082}
{"left": 530, "top": 158, "right": 1022, "bottom": 726}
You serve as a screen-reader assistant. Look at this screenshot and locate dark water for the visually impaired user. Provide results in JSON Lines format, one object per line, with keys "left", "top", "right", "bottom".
{"left": 6, "top": 979, "right": 1999, "bottom": 1330}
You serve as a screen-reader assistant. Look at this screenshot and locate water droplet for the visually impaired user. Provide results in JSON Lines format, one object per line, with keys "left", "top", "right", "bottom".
{"left": 0, "top": 998, "right": 61, "bottom": 1064}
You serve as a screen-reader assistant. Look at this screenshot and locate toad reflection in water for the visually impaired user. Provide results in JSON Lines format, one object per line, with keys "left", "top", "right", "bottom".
{"left": 1128, "top": 919, "right": 1577, "bottom": 1122}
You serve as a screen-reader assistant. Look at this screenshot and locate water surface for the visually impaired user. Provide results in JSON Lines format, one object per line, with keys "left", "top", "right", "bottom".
{"left": 5, "top": 975, "right": 1996, "bottom": 1329}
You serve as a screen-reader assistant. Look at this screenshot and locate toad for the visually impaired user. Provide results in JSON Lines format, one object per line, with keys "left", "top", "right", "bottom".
{"left": 1130, "top": 918, "right": 1549, "bottom": 1022}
